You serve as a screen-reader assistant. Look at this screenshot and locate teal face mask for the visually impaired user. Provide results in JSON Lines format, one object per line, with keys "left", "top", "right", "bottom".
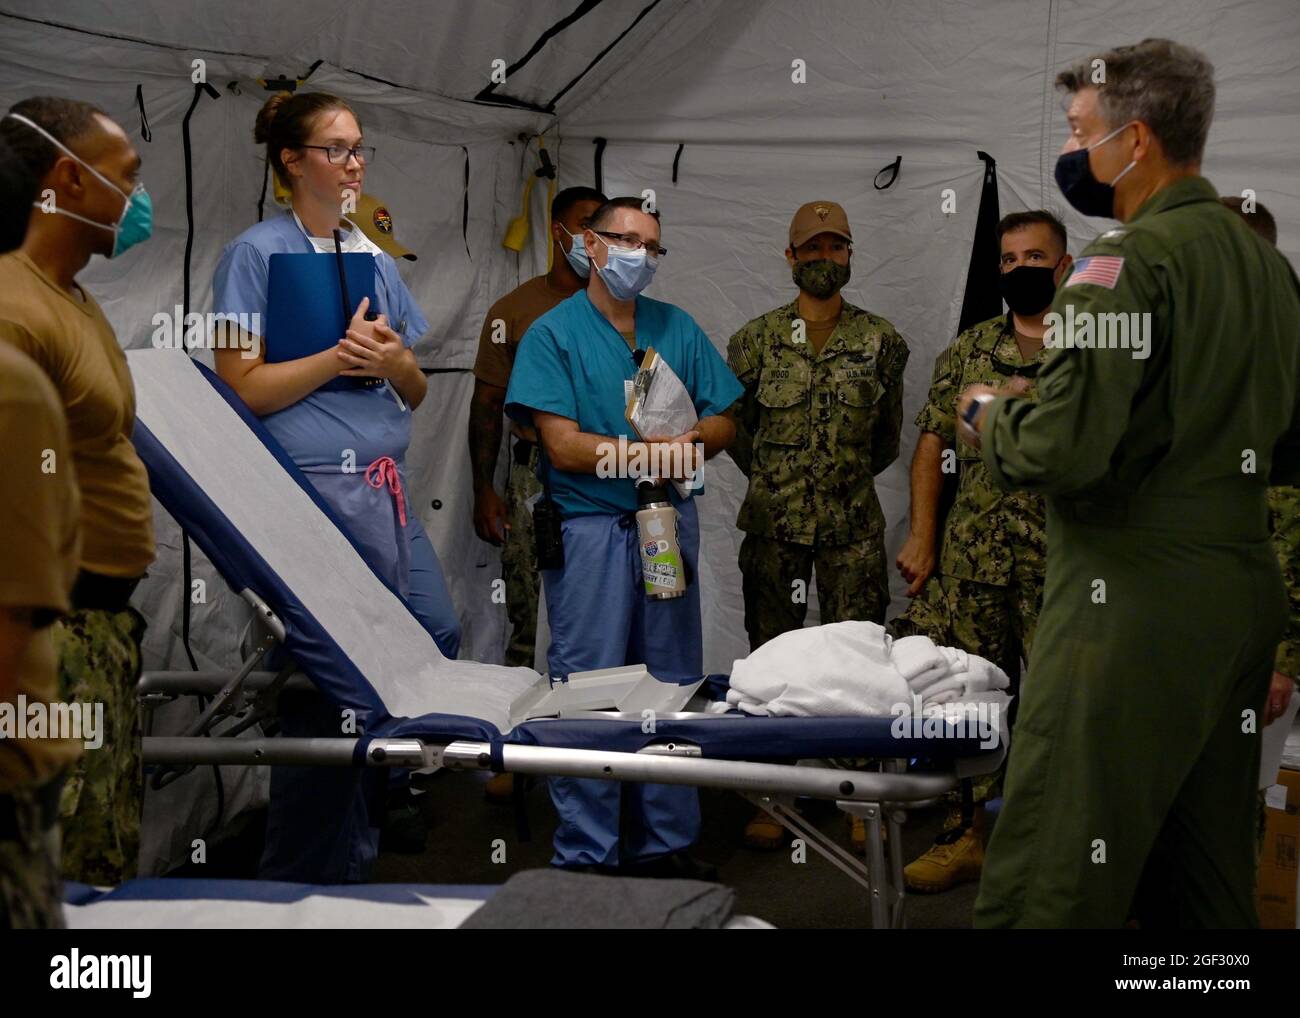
{"left": 5, "top": 112, "right": 153, "bottom": 258}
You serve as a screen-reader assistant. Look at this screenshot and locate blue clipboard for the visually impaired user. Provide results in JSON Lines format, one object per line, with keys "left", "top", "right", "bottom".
{"left": 267, "top": 252, "right": 380, "bottom": 392}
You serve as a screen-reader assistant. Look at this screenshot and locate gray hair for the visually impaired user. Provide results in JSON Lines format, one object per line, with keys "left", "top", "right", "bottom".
{"left": 1056, "top": 38, "right": 1215, "bottom": 166}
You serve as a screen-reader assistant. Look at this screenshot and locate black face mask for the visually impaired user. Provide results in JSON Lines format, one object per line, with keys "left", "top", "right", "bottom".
{"left": 998, "top": 263, "right": 1060, "bottom": 316}
{"left": 1053, "top": 122, "right": 1136, "bottom": 218}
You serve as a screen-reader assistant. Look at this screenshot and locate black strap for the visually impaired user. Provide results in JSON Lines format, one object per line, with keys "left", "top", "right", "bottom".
{"left": 474, "top": 0, "right": 602, "bottom": 110}
{"left": 461, "top": 146, "right": 471, "bottom": 259}
{"left": 181, "top": 82, "right": 220, "bottom": 322}
{"left": 134, "top": 84, "right": 152, "bottom": 142}
{"left": 256, "top": 157, "right": 270, "bottom": 224}
{"left": 990, "top": 354, "right": 1043, "bottom": 378}
{"left": 180, "top": 81, "right": 219, "bottom": 676}
{"left": 955, "top": 151, "right": 1003, "bottom": 335}
{"left": 539, "top": 443, "right": 557, "bottom": 504}
{"left": 593, "top": 137, "right": 607, "bottom": 194}
{"left": 546, "top": 0, "right": 665, "bottom": 111}
{"left": 873, "top": 156, "right": 901, "bottom": 190}
{"left": 672, "top": 143, "right": 684, "bottom": 184}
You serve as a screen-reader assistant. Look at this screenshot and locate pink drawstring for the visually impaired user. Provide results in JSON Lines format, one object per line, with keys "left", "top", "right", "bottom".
{"left": 365, "top": 456, "right": 407, "bottom": 527}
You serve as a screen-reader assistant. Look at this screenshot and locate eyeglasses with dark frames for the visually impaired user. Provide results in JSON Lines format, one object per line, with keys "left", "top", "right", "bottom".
{"left": 593, "top": 230, "right": 667, "bottom": 258}
{"left": 300, "top": 143, "right": 376, "bottom": 165}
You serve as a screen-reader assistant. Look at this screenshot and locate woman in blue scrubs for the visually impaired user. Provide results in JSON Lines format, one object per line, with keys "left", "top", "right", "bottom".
{"left": 211, "top": 91, "right": 457, "bottom": 881}
{"left": 212, "top": 90, "right": 460, "bottom": 658}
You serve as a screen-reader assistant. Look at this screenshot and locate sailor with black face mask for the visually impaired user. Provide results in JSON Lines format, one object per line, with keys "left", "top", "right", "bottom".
{"left": 726, "top": 201, "right": 910, "bottom": 851}
{"left": 891, "top": 210, "right": 1071, "bottom": 892}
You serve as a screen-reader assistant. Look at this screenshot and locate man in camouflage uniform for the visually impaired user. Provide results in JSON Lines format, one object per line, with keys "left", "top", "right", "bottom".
{"left": 727, "top": 200, "right": 909, "bottom": 847}
{"left": 1219, "top": 197, "right": 1297, "bottom": 856}
{"left": 1218, "top": 197, "right": 1299, "bottom": 731}
{"left": 891, "top": 211, "right": 1073, "bottom": 891}
{"left": 0, "top": 98, "right": 154, "bottom": 887}
{"left": 470, "top": 186, "right": 606, "bottom": 674}
{"left": 1, "top": 136, "right": 81, "bottom": 927}
{"left": 469, "top": 185, "right": 605, "bottom": 802}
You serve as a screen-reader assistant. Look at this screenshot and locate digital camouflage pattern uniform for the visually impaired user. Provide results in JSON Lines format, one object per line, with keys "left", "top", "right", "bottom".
{"left": 1264, "top": 485, "right": 1300, "bottom": 849}
{"left": 501, "top": 442, "right": 543, "bottom": 668}
{"left": 0, "top": 784, "right": 64, "bottom": 929}
{"left": 53, "top": 607, "right": 145, "bottom": 886}
{"left": 1268, "top": 486, "right": 1300, "bottom": 682}
{"left": 891, "top": 313, "right": 1051, "bottom": 830}
{"left": 728, "top": 298, "right": 908, "bottom": 648}
{"left": 894, "top": 312, "right": 1051, "bottom": 680}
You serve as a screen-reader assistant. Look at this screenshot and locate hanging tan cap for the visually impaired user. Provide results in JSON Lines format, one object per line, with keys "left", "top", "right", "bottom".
{"left": 354, "top": 193, "right": 417, "bottom": 260}
{"left": 789, "top": 200, "right": 852, "bottom": 248}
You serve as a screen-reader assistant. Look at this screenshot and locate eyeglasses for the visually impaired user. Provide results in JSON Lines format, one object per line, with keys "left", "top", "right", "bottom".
{"left": 594, "top": 230, "right": 667, "bottom": 258}
{"left": 301, "top": 144, "right": 376, "bottom": 165}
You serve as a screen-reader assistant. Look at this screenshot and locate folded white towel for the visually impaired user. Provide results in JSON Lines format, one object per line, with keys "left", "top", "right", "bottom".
{"left": 891, "top": 635, "right": 947, "bottom": 687}
{"left": 723, "top": 620, "right": 1012, "bottom": 720}
{"left": 922, "top": 687, "right": 963, "bottom": 706}
{"left": 728, "top": 621, "right": 907, "bottom": 718}
{"left": 918, "top": 655, "right": 1008, "bottom": 708}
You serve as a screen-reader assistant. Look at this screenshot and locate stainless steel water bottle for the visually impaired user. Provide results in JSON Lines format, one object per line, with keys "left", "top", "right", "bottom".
{"left": 635, "top": 478, "right": 686, "bottom": 599}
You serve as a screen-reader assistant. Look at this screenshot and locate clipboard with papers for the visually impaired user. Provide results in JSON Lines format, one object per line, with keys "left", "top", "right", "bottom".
{"left": 266, "top": 251, "right": 380, "bottom": 392}
{"left": 624, "top": 347, "right": 700, "bottom": 499}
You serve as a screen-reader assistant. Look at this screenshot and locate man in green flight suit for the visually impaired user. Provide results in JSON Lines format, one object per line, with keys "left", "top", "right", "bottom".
{"left": 727, "top": 200, "right": 909, "bottom": 849}
{"left": 960, "top": 38, "right": 1300, "bottom": 928}
{"left": 891, "top": 210, "right": 1073, "bottom": 892}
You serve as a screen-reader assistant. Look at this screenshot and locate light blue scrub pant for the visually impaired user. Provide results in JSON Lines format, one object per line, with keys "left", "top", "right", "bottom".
{"left": 406, "top": 516, "right": 461, "bottom": 659}
{"left": 259, "top": 469, "right": 459, "bottom": 883}
{"left": 304, "top": 466, "right": 461, "bottom": 658}
{"left": 542, "top": 497, "right": 703, "bottom": 868}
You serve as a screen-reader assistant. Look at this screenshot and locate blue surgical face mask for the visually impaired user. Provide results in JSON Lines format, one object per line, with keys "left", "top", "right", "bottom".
{"left": 1054, "top": 121, "right": 1137, "bottom": 219}
{"left": 5, "top": 112, "right": 153, "bottom": 258}
{"left": 593, "top": 234, "right": 657, "bottom": 300}
{"left": 558, "top": 224, "right": 590, "bottom": 278}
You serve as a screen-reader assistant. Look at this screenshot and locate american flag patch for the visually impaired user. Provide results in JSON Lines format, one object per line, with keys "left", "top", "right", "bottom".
{"left": 1066, "top": 255, "right": 1125, "bottom": 289}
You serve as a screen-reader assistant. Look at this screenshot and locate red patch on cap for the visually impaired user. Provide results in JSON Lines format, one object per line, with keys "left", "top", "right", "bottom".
{"left": 372, "top": 207, "right": 393, "bottom": 234}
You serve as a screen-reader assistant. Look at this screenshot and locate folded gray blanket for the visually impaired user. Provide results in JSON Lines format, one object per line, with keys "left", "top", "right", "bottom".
{"left": 458, "top": 869, "right": 736, "bottom": 930}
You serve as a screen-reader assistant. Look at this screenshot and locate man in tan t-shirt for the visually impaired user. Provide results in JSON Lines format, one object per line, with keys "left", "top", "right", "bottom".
{"left": 0, "top": 343, "right": 82, "bottom": 928}
{"left": 0, "top": 136, "right": 81, "bottom": 928}
{"left": 470, "top": 189, "right": 605, "bottom": 658}
{"left": 0, "top": 96, "right": 155, "bottom": 886}
{"left": 468, "top": 185, "right": 603, "bottom": 802}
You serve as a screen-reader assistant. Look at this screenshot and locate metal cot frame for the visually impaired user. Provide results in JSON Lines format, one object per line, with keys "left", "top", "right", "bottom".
{"left": 140, "top": 593, "right": 1003, "bottom": 929}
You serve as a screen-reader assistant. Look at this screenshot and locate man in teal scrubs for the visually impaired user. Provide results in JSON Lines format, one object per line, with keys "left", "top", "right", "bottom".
{"left": 506, "top": 197, "right": 742, "bottom": 875}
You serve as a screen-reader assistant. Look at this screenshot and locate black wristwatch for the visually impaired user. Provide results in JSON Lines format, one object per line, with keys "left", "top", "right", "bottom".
{"left": 961, "top": 393, "right": 996, "bottom": 429}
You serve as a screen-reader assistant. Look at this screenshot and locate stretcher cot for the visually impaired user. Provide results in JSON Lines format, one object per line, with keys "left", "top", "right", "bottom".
{"left": 127, "top": 348, "right": 1004, "bottom": 928}
{"left": 63, "top": 878, "right": 772, "bottom": 929}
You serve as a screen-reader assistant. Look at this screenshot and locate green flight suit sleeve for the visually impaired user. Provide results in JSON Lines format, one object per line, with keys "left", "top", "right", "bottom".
{"left": 870, "top": 325, "right": 910, "bottom": 475}
{"left": 726, "top": 319, "right": 762, "bottom": 477}
{"left": 981, "top": 239, "right": 1167, "bottom": 494}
